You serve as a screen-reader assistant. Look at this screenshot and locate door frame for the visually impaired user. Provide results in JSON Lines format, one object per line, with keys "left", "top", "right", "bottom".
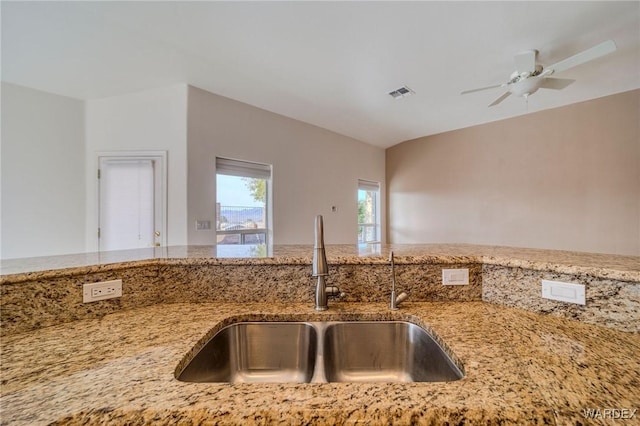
{"left": 96, "top": 150, "right": 168, "bottom": 251}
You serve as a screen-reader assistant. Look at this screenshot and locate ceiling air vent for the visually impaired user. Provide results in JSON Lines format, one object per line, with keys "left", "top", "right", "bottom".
{"left": 388, "top": 85, "right": 415, "bottom": 99}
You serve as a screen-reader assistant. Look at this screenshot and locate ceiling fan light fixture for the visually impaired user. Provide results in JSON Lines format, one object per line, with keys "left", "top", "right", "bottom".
{"left": 509, "top": 78, "right": 541, "bottom": 97}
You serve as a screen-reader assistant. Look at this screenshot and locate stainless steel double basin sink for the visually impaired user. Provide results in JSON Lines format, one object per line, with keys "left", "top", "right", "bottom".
{"left": 177, "top": 321, "right": 464, "bottom": 384}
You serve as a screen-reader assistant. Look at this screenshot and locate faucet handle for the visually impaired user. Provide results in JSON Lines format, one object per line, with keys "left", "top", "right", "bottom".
{"left": 326, "top": 286, "right": 345, "bottom": 299}
{"left": 390, "top": 290, "right": 409, "bottom": 310}
{"left": 390, "top": 252, "right": 408, "bottom": 310}
{"left": 395, "top": 291, "right": 408, "bottom": 304}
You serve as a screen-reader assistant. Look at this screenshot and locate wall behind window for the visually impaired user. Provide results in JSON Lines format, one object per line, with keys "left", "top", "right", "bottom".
{"left": 85, "top": 84, "right": 188, "bottom": 251}
{"left": 387, "top": 89, "right": 640, "bottom": 256}
{"left": 1, "top": 83, "right": 85, "bottom": 258}
{"left": 187, "top": 86, "right": 386, "bottom": 245}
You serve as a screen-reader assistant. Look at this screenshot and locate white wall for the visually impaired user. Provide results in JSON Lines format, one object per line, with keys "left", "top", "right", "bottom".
{"left": 1, "top": 82, "right": 85, "bottom": 258}
{"left": 85, "top": 85, "right": 188, "bottom": 251}
{"left": 187, "top": 86, "right": 386, "bottom": 245}
{"left": 387, "top": 90, "right": 640, "bottom": 256}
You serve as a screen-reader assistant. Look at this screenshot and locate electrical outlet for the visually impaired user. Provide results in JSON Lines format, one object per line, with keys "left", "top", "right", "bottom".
{"left": 442, "top": 268, "right": 469, "bottom": 285}
{"left": 541, "top": 279, "right": 585, "bottom": 305}
{"left": 83, "top": 279, "right": 122, "bottom": 303}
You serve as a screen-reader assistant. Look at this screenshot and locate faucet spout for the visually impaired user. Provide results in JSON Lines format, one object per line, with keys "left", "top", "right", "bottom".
{"left": 312, "top": 215, "right": 342, "bottom": 310}
{"left": 312, "top": 216, "right": 328, "bottom": 277}
{"left": 315, "top": 276, "right": 328, "bottom": 310}
{"left": 389, "top": 251, "right": 408, "bottom": 310}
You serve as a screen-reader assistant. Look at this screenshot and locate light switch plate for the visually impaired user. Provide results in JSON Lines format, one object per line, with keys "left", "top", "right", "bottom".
{"left": 195, "top": 220, "right": 211, "bottom": 230}
{"left": 541, "top": 279, "right": 585, "bottom": 305}
{"left": 442, "top": 268, "right": 469, "bottom": 285}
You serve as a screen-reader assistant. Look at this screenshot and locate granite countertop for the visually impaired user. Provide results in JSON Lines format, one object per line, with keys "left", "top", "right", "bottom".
{"left": 2, "top": 244, "right": 639, "bottom": 282}
{"left": 2, "top": 302, "right": 639, "bottom": 425}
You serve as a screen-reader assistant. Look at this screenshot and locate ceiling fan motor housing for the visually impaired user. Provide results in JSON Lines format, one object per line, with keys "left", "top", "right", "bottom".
{"left": 508, "top": 65, "right": 544, "bottom": 97}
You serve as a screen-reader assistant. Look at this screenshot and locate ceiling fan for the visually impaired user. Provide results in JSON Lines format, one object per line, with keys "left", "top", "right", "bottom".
{"left": 461, "top": 40, "right": 617, "bottom": 107}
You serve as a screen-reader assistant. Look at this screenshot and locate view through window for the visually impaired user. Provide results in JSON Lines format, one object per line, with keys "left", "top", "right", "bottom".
{"left": 358, "top": 180, "right": 380, "bottom": 243}
{"left": 216, "top": 158, "right": 271, "bottom": 246}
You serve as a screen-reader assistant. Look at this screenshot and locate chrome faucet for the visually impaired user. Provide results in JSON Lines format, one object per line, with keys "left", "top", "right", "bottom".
{"left": 312, "top": 215, "right": 343, "bottom": 310}
{"left": 389, "top": 251, "right": 408, "bottom": 310}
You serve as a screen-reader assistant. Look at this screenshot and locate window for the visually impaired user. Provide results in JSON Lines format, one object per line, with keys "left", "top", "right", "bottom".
{"left": 358, "top": 179, "right": 380, "bottom": 243}
{"left": 216, "top": 157, "right": 272, "bottom": 246}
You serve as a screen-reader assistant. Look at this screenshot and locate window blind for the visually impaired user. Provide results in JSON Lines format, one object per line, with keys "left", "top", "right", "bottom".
{"left": 216, "top": 157, "right": 271, "bottom": 179}
{"left": 100, "top": 159, "right": 154, "bottom": 250}
{"left": 358, "top": 179, "right": 380, "bottom": 192}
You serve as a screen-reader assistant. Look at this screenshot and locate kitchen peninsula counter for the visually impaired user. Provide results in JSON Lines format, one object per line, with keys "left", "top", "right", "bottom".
{"left": 2, "top": 244, "right": 639, "bottom": 282}
{"left": 2, "top": 302, "right": 639, "bottom": 425}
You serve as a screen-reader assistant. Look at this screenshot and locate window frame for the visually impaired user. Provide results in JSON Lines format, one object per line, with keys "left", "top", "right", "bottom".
{"left": 357, "top": 179, "right": 381, "bottom": 244}
{"left": 215, "top": 157, "right": 272, "bottom": 246}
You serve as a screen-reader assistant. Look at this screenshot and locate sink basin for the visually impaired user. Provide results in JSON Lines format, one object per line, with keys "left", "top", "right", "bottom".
{"left": 323, "top": 321, "right": 463, "bottom": 383}
{"left": 177, "top": 320, "right": 463, "bottom": 383}
{"left": 177, "top": 322, "right": 317, "bottom": 383}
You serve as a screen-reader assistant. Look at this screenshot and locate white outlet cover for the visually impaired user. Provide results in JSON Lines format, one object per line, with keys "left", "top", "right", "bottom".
{"left": 541, "top": 279, "right": 585, "bottom": 305}
{"left": 442, "top": 268, "right": 469, "bottom": 285}
{"left": 83, "top": 279, "right": 123, "bottom": 303}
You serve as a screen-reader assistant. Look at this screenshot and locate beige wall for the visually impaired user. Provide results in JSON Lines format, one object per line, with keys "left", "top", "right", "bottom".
{"left": 386, "top": 90, "right": 640, "bottom": 255}
{"left": 85, "top": 85, "right": 189, "bottom": 251}
{"left": 1, "top": 83, "right": 86, "bottom": 259}
{"left": 187, "top": 86, "right": 386, "bottom": 245}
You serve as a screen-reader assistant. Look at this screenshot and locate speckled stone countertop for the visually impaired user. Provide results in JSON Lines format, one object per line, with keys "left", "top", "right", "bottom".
{"left": 2, "top": 244, "right": 638, "bottom": 282}
{"left": 2, "top": 302, "right": 638, "bottom": 425}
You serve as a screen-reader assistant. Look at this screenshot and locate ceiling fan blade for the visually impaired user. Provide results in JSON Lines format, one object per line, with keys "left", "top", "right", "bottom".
{"left": 546, "top": 40, "right": 616, "bottom": 74}
{"left": 489, "top": 92, "right": 511, "bottom": 107}
{"left": 515, "top": 50, "right": 537, "bottom": 74}
{"left": 461, "top": 84, "right": 503, "bottom": 95}
{"left": 539, "top": 77, "right": 575, "bottom": 90}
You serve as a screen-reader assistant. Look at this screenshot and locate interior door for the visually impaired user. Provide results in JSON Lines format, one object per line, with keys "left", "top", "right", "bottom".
{"left": 98, "top": 154, "right": 165, "bottom": 251}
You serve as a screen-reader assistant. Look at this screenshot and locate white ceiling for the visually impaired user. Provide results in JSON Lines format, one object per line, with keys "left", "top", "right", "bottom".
{"left": 2, "top": 1, "right": 639, "bottom": 148}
